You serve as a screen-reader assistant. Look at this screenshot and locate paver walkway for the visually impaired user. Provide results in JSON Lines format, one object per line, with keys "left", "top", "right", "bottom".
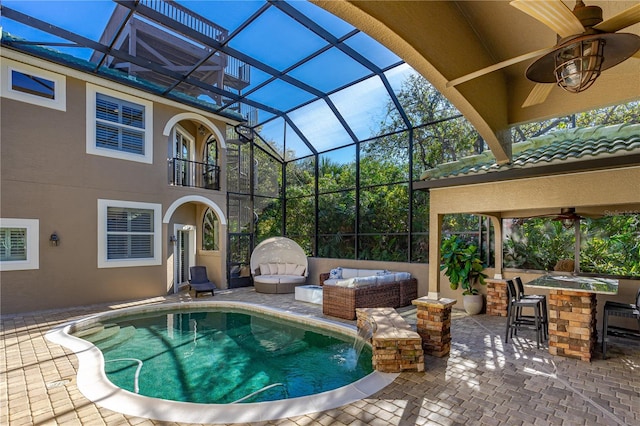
{"left": 1, "top": 287, "right": 639, "bottom": 425}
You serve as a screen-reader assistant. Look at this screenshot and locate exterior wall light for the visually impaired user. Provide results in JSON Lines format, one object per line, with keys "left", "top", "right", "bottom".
{"left": 169, "top": 235, "right": 178, "bottom": 244}
{"left": 50, "top": 232, "right": 60, "bottom": 246}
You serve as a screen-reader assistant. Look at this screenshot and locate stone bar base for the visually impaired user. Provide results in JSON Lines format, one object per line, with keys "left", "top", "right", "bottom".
{"left": 412, "top": 297, "right": 457, "bottom": 357}
{"left": 548, "top": 290, "right": 597, "bottom": 362}
{"left": 486, "top": 278, "right": 508, "bottom": 317}
{"left": 356, "top": 308, "right": 424, "bottom": 373}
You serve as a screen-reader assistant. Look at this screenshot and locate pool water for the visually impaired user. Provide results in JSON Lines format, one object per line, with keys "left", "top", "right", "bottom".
{"left": 73, "top": 308, "right": 373, "bottom": 404}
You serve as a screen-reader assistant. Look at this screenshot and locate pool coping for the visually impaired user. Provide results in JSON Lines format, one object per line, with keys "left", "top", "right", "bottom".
{"left": 45, "top": 301, "right": 399, "bottom": 424}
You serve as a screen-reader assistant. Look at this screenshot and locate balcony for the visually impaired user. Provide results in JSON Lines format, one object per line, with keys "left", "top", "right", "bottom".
{"left": 169, "top": 158, "right": 220, "bottom": 190}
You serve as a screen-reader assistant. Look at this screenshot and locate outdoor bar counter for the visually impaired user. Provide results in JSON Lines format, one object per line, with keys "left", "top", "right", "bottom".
{"left": 526, "top": 275, "right": 618, "bottom": 361}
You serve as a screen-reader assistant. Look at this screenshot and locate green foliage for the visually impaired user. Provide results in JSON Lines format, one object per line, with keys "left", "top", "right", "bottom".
{"left": 440, "top": 235, "right": 488, "bottom": 295}
{"left": 503, "top": 215, "right": 639, "bottom": 277}
{"left": 580, "top": 215, "right": 640, "bottom": 277}
{"left": 511, "top": 101, "right": 639, "bottom": 142}
{"left": 503, "top": 219, "right": 574, "bottom": 271}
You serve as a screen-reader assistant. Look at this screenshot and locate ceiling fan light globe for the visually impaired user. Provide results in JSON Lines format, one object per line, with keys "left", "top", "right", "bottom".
{"left": 554, "top": 38, "right": 604, "bottom": 93}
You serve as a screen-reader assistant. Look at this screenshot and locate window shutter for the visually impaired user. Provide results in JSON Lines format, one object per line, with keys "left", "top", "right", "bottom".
{"left": 95, "top": 94, "right": 145, "bottom": 155}
{"left": 106, "top": 208, "right": 154, "bottom": 260}
{"left": 0, "top": 228, "right": 27, "bottom": 261}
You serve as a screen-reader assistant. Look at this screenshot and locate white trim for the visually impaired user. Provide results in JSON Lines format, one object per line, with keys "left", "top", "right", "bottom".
{"left": 163, "top": 112, "right": 227, "bottom": 149}
{"left": 2, "top": 50, "right": 241, "bottom": 125}
{"left": 97, "top": 199, "right": 162, "bottom": 268}
{"left": 86, "top": 83, "right": 154, "bottom": 164}
{"left": 0, "top": 59, "right": 66, "bottom": 111}
{"left": 172, "top": 224, "right": 196, "bottom": 294}
{"left": 0, "top": 218, "right": 39, "bottom": 271}
{"left": 172, "top": 124, "right": 195, "bottom": 161}
{"left": 163, "top": 196, "right": 227, "bottom": 225}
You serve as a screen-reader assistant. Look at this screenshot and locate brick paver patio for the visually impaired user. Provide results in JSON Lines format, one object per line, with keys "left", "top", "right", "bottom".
{"left": 1, "top": 287, "right": 638, "bottom": 425}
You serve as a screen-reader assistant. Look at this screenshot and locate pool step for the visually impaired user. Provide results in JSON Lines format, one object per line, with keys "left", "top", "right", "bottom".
{"left": 81, "top": 324, "right": 121, "bottom": 344}
{"left": 72, "top": 323, "right": 105, "bottom": 338}
{"left": 98, "top": 326, "right": 137, "bottom": 351}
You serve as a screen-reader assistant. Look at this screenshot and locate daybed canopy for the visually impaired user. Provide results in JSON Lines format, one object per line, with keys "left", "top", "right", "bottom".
{"left": 250, "top": 237, "right": 309, "bottom": 277}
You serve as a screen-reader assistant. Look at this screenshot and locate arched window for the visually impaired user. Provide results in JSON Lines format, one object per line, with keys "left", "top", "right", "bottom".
{"left": 204, "top": 136, "right": 218, "bottom": 165}
{"left": 202, "top": 208, "right": 219, "bottom": 251}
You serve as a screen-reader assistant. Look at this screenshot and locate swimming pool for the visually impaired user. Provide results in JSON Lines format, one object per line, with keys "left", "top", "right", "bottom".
{"left": 46, "top": 301, "right": 398, "bottom": 423}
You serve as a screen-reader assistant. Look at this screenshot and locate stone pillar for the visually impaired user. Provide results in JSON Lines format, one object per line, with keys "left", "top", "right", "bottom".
{"left": 548, "top": 290, "right": 597, "bottom": 362}
{"left": 356, "top": 308, "right": 424, "bottom": 373}
{"left": 486, "top": 278, "right": 508, "bottom": 317}
{"left": 412, "top": 297, "right": 457, "bottom": 357}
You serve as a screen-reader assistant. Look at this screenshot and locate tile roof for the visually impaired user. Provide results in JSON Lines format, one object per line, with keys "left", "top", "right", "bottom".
{"left": 420, "top": 123, "right": 640, "bottom": 181}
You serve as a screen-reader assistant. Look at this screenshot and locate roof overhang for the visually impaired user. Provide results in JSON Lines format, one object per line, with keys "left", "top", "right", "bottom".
{"left": 315, "top": 1, "right": 640, "bottom": 164}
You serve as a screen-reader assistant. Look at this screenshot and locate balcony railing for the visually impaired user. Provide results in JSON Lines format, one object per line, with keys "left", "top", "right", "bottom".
{"left": 169, "top": 158, "right": 220, "bottom": 190}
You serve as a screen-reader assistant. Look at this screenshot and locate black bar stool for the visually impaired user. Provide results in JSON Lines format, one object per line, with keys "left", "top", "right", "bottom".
{"left": 514, "top": 276, "right": 548, "bottom": 340}
{"left": 505, "top": 279, "right": 545, "bottom": 349}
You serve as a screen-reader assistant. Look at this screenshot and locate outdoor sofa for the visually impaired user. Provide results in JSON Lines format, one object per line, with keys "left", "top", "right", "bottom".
{"left": 319, "top": 267, "right": 418, "bottom": 320}
{"left": 250, "top": 237, "right": 308, "bottom": 294}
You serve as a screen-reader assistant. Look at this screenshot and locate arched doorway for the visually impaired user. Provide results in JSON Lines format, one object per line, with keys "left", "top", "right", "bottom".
{"left": 163, "top": 196, "right": 227, "bottom": 294}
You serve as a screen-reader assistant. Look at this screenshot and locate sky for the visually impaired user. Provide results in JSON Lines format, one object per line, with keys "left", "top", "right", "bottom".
{"left": 1, "top": 0, "right": 419, "bottom": 160}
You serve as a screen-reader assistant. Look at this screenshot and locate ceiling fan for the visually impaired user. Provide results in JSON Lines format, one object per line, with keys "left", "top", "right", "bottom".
{"left": 447, "top": 0, "right": 640, "bottom": 107}
{"left": 516, "top": 207, "right": 601, "bottom": 227}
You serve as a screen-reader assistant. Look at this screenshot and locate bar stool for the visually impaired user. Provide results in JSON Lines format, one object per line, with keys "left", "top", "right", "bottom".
{"left": 514, "top": 276, "right": 548, "bottom": 339}
{"left": 602, "top": 288, "right": 640, "bottom": 359}
{"left": 505, "top": 279, "right": 545, "bottom": 348}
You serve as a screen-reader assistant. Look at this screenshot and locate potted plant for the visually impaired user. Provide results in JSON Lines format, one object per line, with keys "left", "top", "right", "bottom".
{"left": 440, "top": 235, "right": 488, "bottom": 315}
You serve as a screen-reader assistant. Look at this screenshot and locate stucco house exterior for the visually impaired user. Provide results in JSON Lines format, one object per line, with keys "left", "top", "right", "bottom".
{"left": 1, "top": 47, "right": 240, "bottom": 314}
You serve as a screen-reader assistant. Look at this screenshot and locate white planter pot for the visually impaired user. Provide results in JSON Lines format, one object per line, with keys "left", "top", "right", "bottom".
{"left": 463, "top": 294, "right": 484, "bottom": 315}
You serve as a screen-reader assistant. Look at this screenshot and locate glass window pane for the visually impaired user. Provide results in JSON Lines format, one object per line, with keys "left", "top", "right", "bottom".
{"left": 228, "top": 7, "right": 326, "bottom": 71}
{"left": 503, "top": 218, "right": 575, "bottom": 271}
{"left": 202, "top": 208, "right": 219, "bottom": 251}
{"left": 11, "top": 70, "right": 55, "bottom": 99}
{"left": 318, "top": 146, "right": 356, "bottom": 193}
{"left": 330, "top": 75, "right": 398, "bottom": 141}
{"left": 255, "top": 148, "right": 282, "bottom": 197}
{"left": 317, "top": 235, "right": 355, "bottom": 259}
{"left": 255, "top": 196, "right": 282, "bottom": 242}
{"left": 0, "top": 228, "right": 27, "bottom": 261}
{"left": 284, "top": 122, "right": 313, "bottom": 160}
{"left": 288, "top": 47, "right": 370, "bottom": 93}
{"left": 580, "top": 215, "right": 640, "bottom": 277}
{"left": 286, "top": 157, "right": 316, "bottom": 198}
{"left": 358, "top": 235, "right": 408, "bottom": 262}
{"left": 359, "top": 184, "right": 409, "bottom": 233}
{"left": 413, "top": 116, "right": 482, "bottom": 175}
{"left": 360, "top": 136, "right": 409, "bottom": 186}
{"left": 343, "top": 32, "right": 402, "bottom": 69}
{"left": 285, "top": 196, "right": 315, "bottom": 249}
{"left": 318, "top": 191, "right": 355, "bottom": 234}
{"left": 288, "top": 99, "right": 354, "bottom": 151}
{"left": 247, "top": 79, "right": 315, "bottom": 111}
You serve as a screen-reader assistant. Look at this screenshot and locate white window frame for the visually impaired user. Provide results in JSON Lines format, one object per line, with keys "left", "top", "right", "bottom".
{"left": 97, "top": 199, "right": 162, "bottom": 268}
{"left": 0, "top": 59, "right": 66, "bottom": 111}
{"left": 86, "top": 84, "right": 153, "bottom": 164}
{"left": 0, "top": 218, "right": 39, "bottom": 271}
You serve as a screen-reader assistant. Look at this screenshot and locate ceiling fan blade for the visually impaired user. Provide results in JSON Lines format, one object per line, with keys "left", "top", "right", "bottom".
{"left": 593, "top": 3, "right": 640, "bottom": 32}
{"left": 510, "top": 0, "right": 585, "bottom": 38}
{"left": 522, "top": 83, "right": 554, "bottom": 108}
{"left": 446, "top": 46, "right": 556, "bottom": 88}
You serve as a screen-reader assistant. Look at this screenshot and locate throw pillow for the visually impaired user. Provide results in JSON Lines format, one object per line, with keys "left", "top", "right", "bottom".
{"left": 294, "top": 264, "right": 306, "bottom": 276}
{"left": 259, "top": 263, "right": 270, "bottom": 276}
{"left": 329, "top": 267, "right": 343, "bottom": 279}
{"left": 285, "top": 263, "right": 298, "bottom": 275}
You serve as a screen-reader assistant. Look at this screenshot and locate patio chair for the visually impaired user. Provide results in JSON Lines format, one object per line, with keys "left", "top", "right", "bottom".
{"left": 189, "top": 266, "right": 216, "bottom": 297}
{"left": 505, "top": 279, "right": 545, "bottom": 349}
{"left": 514, "top": 276, "right": 548, "bottom": 339}
{"left": 602, "top": 288, "right": 640, "bottom": 359}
